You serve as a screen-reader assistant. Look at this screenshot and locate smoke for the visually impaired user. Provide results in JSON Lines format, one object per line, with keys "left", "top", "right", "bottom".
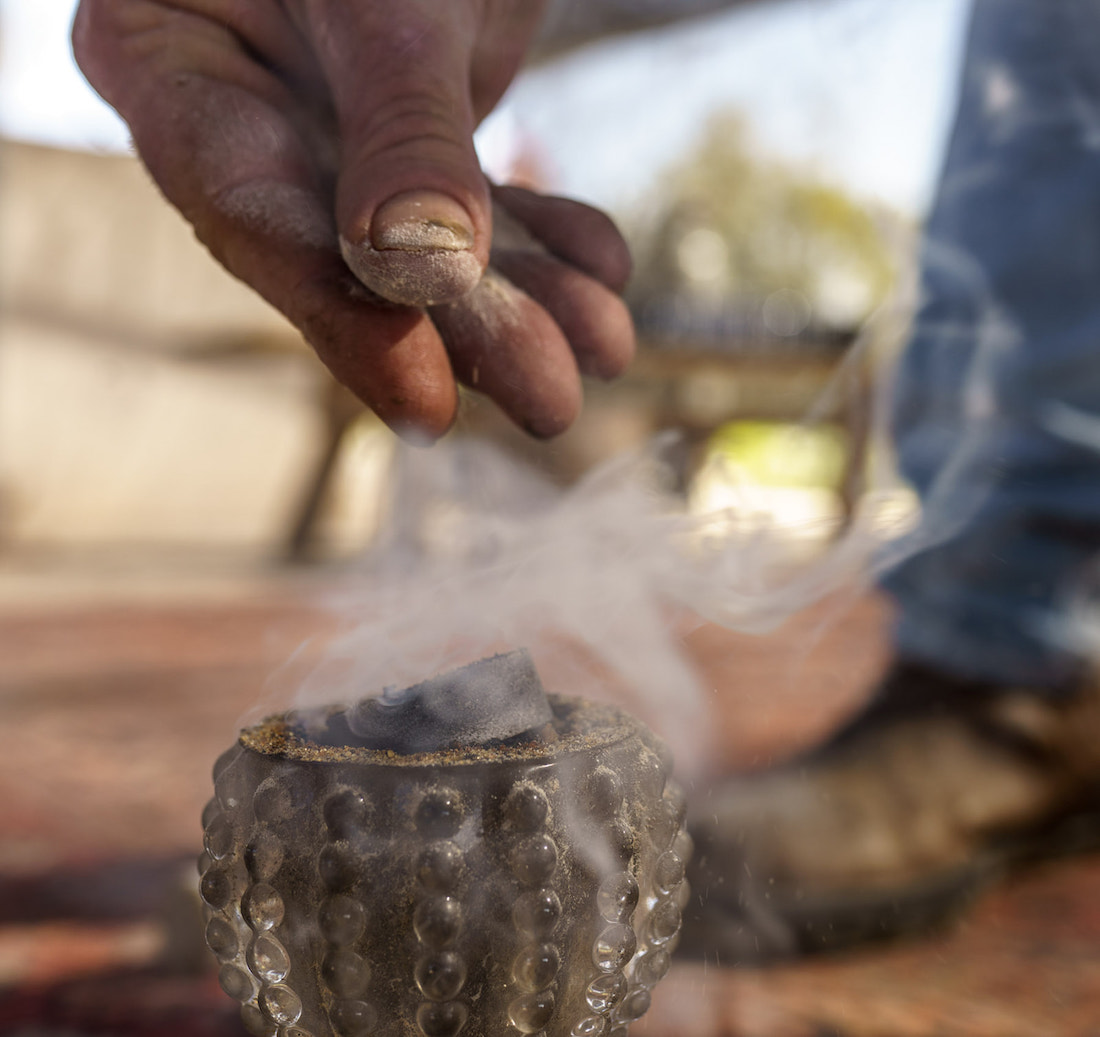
{"left": 270, "top": 326, "right": 880, "bottom": 768}
{"left": 872, "top": 233, "right": 1025, "bottom": 573}
{"left": 287, "top": 436, "right": 714, "bottom": 765}
{"left": 284, "top": 219, "right": 1080, "bottom": 776}
{"left": 248, "top": 212, "right": 1056, "bottom": 775}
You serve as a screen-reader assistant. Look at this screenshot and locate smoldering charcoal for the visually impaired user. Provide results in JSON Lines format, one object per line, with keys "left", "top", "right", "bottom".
{"left": 199, "top": 651, "right": 690, "bottom": 1037}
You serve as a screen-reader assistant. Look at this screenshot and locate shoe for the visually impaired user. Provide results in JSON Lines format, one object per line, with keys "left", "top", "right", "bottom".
{"left": 679, "top": 660, "right": 1100, "bottom": 962}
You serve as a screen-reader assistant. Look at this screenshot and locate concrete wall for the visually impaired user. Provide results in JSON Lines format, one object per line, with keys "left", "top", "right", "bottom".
{"left": 0, "top": 139, "right": 332, "bottom": 553}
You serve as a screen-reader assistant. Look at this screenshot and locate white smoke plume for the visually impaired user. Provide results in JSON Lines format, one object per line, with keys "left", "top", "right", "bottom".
{"left": 263, "top": 228, "right": 1042, "bottom": 774}
{"left": 273, "top": 346, "right": 901, "bottom": 769}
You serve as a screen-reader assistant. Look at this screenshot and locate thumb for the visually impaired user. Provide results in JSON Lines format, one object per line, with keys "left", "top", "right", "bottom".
{"left": 306, "top": 1, "right": 491, "bottom": 307}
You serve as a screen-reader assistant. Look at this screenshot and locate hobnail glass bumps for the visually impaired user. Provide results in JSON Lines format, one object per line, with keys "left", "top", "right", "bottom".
{"left": 199, "top": 657, "right": 689, "bottom": 1037}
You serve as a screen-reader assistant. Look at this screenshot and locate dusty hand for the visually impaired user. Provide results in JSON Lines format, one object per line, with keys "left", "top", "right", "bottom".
{"left": 72, "top": 0, "right": 634, "bottom": 440}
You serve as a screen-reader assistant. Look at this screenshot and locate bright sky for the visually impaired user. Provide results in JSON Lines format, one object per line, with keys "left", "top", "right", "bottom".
{"left": 0, "top": 0, "right": 971, "bottom": 218}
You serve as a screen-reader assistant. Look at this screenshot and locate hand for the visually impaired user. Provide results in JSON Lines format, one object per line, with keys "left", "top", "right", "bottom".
{"left": 72, "top": 0, "right": 635, "bottom": 440}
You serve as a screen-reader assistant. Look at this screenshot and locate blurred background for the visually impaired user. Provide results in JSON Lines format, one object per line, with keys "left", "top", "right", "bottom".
{"left": 0, "top": 0, "right": 967, "bottom": 581}
{"left": 6, "top": 2, "right": 1099, "bottom": 1035}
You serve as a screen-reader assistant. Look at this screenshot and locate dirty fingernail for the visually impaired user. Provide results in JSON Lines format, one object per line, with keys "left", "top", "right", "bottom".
{"left": 371, "top": 190, "right": 475, "bottom": 252}
{"left": 341, "top": 191, "right": 482, "bottom": 306}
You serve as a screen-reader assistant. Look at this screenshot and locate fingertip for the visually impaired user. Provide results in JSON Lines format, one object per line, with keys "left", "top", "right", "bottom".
{"left": 340, "top": 343, "right": 459, "bottom": 442}
{"left": 490, "top": 250, "right": 636, "bottom": 382}
{"left": 292, "top": 268, "right": 459, "bottom": 440}
{"left": 431, "top": 272, "right": 582, "bottom": 438}
{"left": 523, "top": 394, "right": 582, "bottom": 440}
{"left": 340, "top": 233, "right": 484, "bottom": 307}
{"left": 516, "top": 357, "right": 583, "bottom": 440}
{"left": 381, "top": 392, "right": 458, "bottom": 443}
{"left": 492, "top": 184, "right": 633, "bottom": 293}
{"left": 359, "top": 355, "right": 459, "bottom": 441}
{"left": 572, "top": 215, "right": 632, "bottom": 295}
{"left": 595, "top": 234, "right": 632, "bottom": 295}
{"left": 589, "top": 298, "right": 636, "bottom": 380}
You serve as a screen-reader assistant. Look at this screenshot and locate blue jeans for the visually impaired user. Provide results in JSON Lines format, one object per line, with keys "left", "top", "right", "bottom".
{"left": 882, "top": 0, "right": 1100, "bottom": 690}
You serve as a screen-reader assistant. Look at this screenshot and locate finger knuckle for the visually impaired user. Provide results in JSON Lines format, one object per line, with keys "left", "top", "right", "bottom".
{"left": 351, "top": 90, "right": 472, "bottom": 165}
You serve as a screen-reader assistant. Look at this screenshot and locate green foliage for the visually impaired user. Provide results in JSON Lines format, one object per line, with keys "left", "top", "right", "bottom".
{"left": 626, "top": 111, "right": 899, "bottom": 328}
{"left": 709, "top": 420, "right": 849, "bottom": 489}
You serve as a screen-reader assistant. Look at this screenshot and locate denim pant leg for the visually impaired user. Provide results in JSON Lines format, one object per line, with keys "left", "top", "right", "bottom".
{"left": 882, "top": 0, "right": 1100, "bottom": 690}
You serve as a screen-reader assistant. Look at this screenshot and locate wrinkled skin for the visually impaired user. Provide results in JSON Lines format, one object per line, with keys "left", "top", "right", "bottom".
{"left": 72, "top": 0, "right": 635, "bottom": 440}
